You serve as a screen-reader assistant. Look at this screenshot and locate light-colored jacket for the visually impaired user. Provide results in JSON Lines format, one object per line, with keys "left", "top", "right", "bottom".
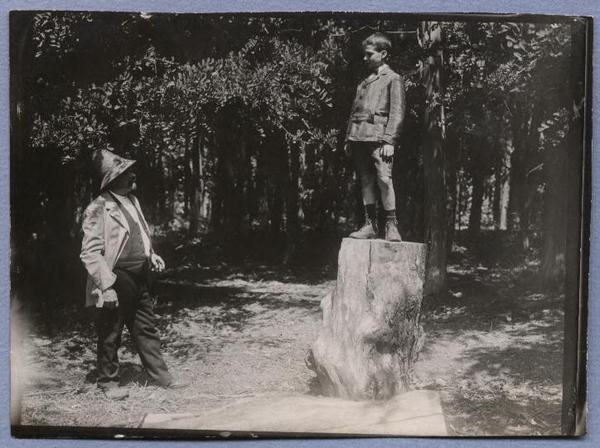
{"left": 80, "top": 191, "right": 152, "bottom": 307}
{"left": 345, "top": 64, "right": 406, "bottom": 146}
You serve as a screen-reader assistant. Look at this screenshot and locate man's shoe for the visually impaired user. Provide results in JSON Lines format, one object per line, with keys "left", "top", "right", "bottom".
{"left": 384, "top": 220, "right": 402, "bottom": 242}
{"left": 101, "top": 386, "right": 129, "bottom": 400}
{"left": 163, "top": 379, "right": 190, "bottom": 390}
{"left": 349, "top": 222, "right": 377, "bottom": 239}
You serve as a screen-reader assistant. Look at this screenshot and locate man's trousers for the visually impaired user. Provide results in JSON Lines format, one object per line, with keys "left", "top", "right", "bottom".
{"left": 95, "top": 268, "right": 172, "bottom": 389}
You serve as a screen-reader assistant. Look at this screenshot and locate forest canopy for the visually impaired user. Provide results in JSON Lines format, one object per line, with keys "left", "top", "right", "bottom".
{"left": 10, "top": 12, "right": 587, "bottom": 301}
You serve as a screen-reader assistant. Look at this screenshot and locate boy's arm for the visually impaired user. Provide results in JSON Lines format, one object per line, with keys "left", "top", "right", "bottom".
{"left": 382, "top": 74, "right": 406, "bottom": 146}
{"left": 345, "top": 84, "right": 362, "bottom": 143}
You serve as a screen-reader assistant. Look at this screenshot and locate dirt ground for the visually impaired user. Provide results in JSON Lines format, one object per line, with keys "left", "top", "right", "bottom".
{"left": 14, "top": 259, "right": 564, "bottom": 436}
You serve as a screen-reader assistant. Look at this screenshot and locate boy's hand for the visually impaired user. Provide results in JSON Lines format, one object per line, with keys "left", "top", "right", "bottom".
{"left": 380, "top": 143, "right": 394, "bottom": 162}
{"left": 343, "top": 143, "right": 351, "bottom": 156}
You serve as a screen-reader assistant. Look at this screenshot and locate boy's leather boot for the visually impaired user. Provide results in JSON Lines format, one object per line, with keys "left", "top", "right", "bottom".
{"left": 384, "top": 218, "right": 402, "bottom": 242}
{"left": 350, "top": 204, "right": 378, "bottom": 239}
{"left": 349, "top": 220, "right": 377, "bottom": 239}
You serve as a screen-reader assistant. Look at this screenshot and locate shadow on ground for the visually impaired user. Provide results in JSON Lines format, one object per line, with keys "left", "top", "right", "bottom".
{"left": 415, "top": 263, "right": 564, "bottom": 436}
{"left": 15, "top": 258, "right": 563, "bottom": 436}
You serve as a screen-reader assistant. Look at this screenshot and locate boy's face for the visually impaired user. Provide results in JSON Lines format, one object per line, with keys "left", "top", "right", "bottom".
{"left": 363, "top": 44, "right": 387, "bottom": 70}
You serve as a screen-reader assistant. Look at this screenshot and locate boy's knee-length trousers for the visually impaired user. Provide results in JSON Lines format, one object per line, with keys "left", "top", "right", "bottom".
{"left": 350, "top": 142, "right": 396, "bottom": 210}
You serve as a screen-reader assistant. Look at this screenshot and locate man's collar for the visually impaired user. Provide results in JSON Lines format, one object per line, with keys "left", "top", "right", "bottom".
{"left": 109, "top": 190, "right": 130, "bottom": 201}
{"left": 102, "top": 191, "right": 129, "bottom": 230}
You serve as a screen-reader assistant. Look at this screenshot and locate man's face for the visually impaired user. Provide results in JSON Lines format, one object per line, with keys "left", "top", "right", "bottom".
{"left": 363, "top": 45, "right": 387, "bottom": 70}
{"left": 110, "top": 169, "right": 137, "bottom": 194}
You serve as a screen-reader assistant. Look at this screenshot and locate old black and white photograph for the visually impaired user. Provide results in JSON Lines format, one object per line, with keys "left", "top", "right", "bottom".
{"left": 9, "top": 10, "right": 591, "bottom": 438}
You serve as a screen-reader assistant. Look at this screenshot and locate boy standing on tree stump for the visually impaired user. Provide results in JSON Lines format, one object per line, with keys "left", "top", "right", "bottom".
{"left": 344, "top": 32, "right": 405, "bottom": 241}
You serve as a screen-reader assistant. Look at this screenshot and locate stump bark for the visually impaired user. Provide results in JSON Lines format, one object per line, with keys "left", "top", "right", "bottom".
{"left": 308, "top": 238, "right": 427, "bottom": 399}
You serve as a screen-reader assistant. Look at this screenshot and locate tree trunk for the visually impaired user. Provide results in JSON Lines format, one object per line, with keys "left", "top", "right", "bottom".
{"left": 188, "top": 134, "right": 205, "bottom": 236}
{"left": 229, "top": 134, "right": 247, "bottom": 237}
{"left": 269, "top": 184, "right": 284, "bottom": 236}
{"left": 157, "top": 153, "right": 167, "bottom": 221}
{"left": 222, "top": 141, "right": 236, "bottom": 236}
{"left": 246, "top": 146, "right": 258, "bottom": 229}
{"left": 283, "top": 143, "right": 301, "bottom": 265}
{"left": 508, "top": 107, "right": 542, "bottom": 250}
{"left": 309, "top": 238, "right": 427, "bottom": 399}
{"left": 446, "top": 133, "right": 461, "bottom": 249}
{"left": 454, "top": 171, "right": 463, "bottom": 233}
{"left": 211, "top": 132, "right": 233, "bottom": 233}
{"left": 539, "top": 140, "right": 567, "bottom": 283}
{"left": 507, "top": 130, "right": 529, "bottom": 248}
{"left": 468, "top": 171, "right": 485, "bottom": 241}
{"left": 419, "top": 22, "right": 447, "bottom": 297}
{"left": 492, "top": 172, "right": 502, "bottom": 230}
{"left": 492, "top": 145, "right": 508, "bottom": 231}
{"left": 266, "top": 136, "right": 286, "bottom": 239}
{"left": 183, "top": 134, "right": 193, "bottom": 217}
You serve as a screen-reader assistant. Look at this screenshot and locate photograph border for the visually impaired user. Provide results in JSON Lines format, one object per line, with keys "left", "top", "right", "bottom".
{"left": 2, "top": 1, "right": 599, "bottom": 447}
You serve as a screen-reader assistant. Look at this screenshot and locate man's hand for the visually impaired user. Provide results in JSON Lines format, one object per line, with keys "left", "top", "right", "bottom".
{"left": 343, "top": 143, "right": 351, "bottom": 156}
{"left": 380, "top": 143, "right": 394, "bottom": 162}
{"left": 102, "top": 288, "right": 119, "bottom": 309}
{"left": 150, "top": 253, "right": 166, "bottom": 272}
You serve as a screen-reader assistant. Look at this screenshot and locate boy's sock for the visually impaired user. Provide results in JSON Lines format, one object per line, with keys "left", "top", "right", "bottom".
{"left": 365, "top": 204, "right": 377, "bottom": 224}
{"left": 385, "top": 209, "right": 396, "bottom": 222}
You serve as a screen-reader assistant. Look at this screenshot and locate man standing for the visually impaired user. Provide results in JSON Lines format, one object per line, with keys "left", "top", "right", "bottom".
{"left": 81, "top": 149, "right": 186, "bottom": 399}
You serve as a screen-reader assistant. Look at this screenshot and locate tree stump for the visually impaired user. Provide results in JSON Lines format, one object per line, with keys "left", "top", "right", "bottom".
{"left": 308, "top": 238, "right": 427, "bottom": 399}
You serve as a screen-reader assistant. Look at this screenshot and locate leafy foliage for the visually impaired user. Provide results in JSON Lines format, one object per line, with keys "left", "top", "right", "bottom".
{"left": 12, "top": 13, "right": 583, "bottom": 297}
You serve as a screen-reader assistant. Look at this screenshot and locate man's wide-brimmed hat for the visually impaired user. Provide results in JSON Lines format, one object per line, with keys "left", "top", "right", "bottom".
{"left": 92, "top": 149, "right": 136, "bottom": 191}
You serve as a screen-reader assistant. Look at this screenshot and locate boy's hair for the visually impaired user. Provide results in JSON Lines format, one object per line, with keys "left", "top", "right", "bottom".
{"left": 362, "top": 32, "right": 392, "bottom": 53}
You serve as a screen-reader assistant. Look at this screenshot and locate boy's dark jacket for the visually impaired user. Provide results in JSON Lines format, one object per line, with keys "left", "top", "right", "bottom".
{"left": 345, "top": 64, "right": 406, "bottom": 146}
